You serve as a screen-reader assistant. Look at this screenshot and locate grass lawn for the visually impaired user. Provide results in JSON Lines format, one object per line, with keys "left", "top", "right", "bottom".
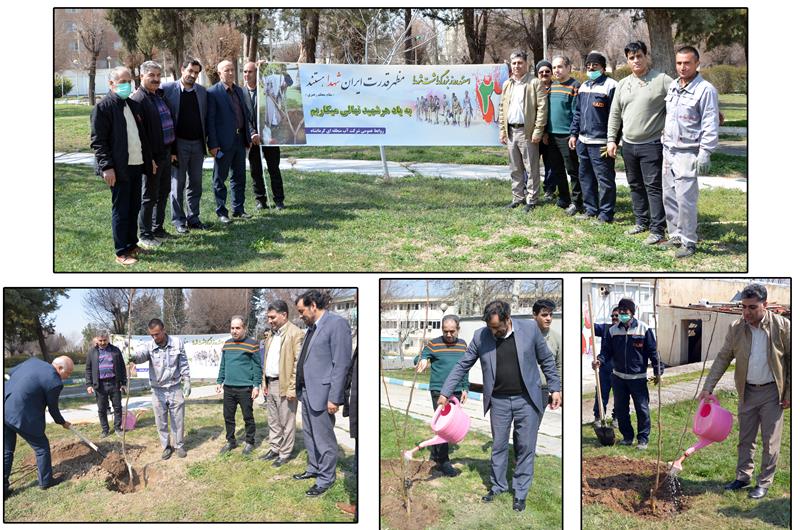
{"left": 4, "top": 399, "right": 355, "bottom": 522}
{"left": 381, "top": 409, "right": 561, "bottom": 529}
{"left": 719, "top": 94, "right": 747, "bottom": 128}
{"left": 382, "top": 368, "right": 429, "bottom": 385}
{"left": 582, "top": 390, "right": 790, "bottom": 529}
{"left": 54, "top": 163, "right": 746, "bottom": 272}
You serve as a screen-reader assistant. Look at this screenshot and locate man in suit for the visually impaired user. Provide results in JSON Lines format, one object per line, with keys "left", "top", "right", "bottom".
{"left": 207, "top": 60, "right": 259, "bottom": 224}
{"left": 162, "top": 58, "right": 209, "bottom": 233}
{"left": 259, "top": 300, "right": 303, "bottom": 466}
{"left": 130, "top": 61, "right": 175, "bottom": 249}
{"left": 243, "top": 62, "right": 286, "bottom": 210}
{"left": 85, "top": 330, "right": 128, "bottom": 437}
{"left": 90, "top": 66, "right": 154, "bottom": 266}
{"left": 440, "top": 300, "right": 561, "bottom": 512}
{"left": 4, "top": 356, "right": 74, "bottom": 497}
{"left": 292, "top": 290, "right": 353, "bottom": 497}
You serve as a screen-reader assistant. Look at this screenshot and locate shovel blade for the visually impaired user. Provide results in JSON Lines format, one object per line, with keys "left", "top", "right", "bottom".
{"left": 594, "top": 425, "right": 616, "bottom": 446}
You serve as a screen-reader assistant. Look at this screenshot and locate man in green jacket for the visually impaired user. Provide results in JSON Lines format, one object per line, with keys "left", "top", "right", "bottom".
{"left": 217, "top": 315, "right": 263, "bottom": 455}
{"left": 415, "top": 315, "right": 469, "bottom": 477}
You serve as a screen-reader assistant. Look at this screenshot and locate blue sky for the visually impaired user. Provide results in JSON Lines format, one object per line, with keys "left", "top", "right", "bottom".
{"left": 53, "top": 289, "right": 90, "bottom": 340}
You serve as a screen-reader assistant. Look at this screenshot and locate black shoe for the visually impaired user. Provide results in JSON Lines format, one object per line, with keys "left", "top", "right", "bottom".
{"left": 232, "top": 211, "right": 252, "bottom": 219}
{"left": 176, "top": 447, "right": 187, "bottom": 458}
{"left": 188, "top": 222, "right": 209, "bottom": 230}
{"left": 748, "top": 486, "right": 768, "bottom": 499}
{"left": 255, "top": 201, "right": 266, "bottom": 210}
{"left": 306, "top": 484, "right": 329, "bottom": 497}
{"left": 293, "top": 471, "right": 317, "bottom": 480}
{"left": 100, "top": 431, "right": 111, "bottom": 439}
{"left": 437, "top": 461, "right": 459, "bottom": 477}
{"left": 260, "top": 450, "right": 279, "bottom": 461}
{"left": 275, "top": 202, "right": 285, "bottom": 210}
{"left": 272, "top": 457, "right": 289, "bottom": 468}
{"left": 162, "top": 446, "right": 174, "bottom": 460}
{"left": 39, "top": 476, "right": 66, "bottom": 490}
{"left": 542, "top": 192, "right": 555, "bottom": 203}
{"left": 523, "top": 203, "right": 535, "bottom": 213}
{"left": 219, "top": 442, "right": 237, "bottom": 454}
{"left": 481, "top": 490, "right": 499, "bottom": 503}
{"left": 153, "top": 229, "right": 172, "bottom": 240}
{"left": 513, "top": 498, "right": 526, "bottom": 512}
{"left": 3, "top": 487, "right": 15, "bottom": 499}
{"left": 724, "top": 479, "right": 750, "bottom": 491}
{"left": 505, "top": 201, "right": 523, "bottom": 209}
{"left": 675, "top": 243, "right": 697, "bottom": 258}
{"left": 242, "top": 443, "right": 255, "bottom": 455}
{"left": 176, "top": 225, "right": 189, "bottom": 234}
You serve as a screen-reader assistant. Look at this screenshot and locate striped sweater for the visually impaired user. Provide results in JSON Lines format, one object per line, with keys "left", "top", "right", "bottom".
{"left": 415, "top": 336, "right": 469, "bottom": 392}
{"left": 216, "top": 337, "right": 263, "bottom": 387}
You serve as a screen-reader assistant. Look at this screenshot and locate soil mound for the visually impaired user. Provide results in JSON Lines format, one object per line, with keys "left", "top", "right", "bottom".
{"left": 380, "top": 458, "right": 441, "bottom": 530}
{"left": 582, "top": 455, "right": 690, "bottom": 519}
{"left": 102, "top": 453, "right": 141, "bottom": 493}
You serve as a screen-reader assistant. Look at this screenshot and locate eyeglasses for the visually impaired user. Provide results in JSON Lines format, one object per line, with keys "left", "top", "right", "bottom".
{"left": 538, "top": 70, "right": 552, "bottom": 76}
{"left": 611, "top": 315, "right": 619, "bottom": 320}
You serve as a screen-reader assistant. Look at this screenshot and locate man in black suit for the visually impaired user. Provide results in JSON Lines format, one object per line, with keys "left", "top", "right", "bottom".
{"left": 85, "top": 330, "right": 128, "bottom": 437}
{"left": 243, "top": 61, "right": 286, "bottom": 210}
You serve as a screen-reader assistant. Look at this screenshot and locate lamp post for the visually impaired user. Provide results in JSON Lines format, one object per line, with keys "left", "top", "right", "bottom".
{"left": 107, "top": 56, "right": 112, "bottom": 69}
{"left": 72, "top": 59, "right": 80, "bottom": 98}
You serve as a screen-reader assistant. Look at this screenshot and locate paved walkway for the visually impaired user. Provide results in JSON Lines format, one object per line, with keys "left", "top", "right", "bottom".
{"left": 54, "top": 152, "right": 746, "bottom": 192}
{"left": 580, "top": 357, "right": 737, "bottom": 423}
{"left": 380, "top": 378, "right": 562, "bottom": 458}
{"left": 55, "top": 384, "right": 355, "bottom": 451}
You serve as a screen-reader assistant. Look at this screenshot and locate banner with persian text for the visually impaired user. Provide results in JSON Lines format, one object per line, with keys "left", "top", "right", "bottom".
{"left": 256, "top": 62, "right": 508, "bottom": 146}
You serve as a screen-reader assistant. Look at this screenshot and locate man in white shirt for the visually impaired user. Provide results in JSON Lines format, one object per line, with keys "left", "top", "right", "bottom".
{"left": 259, "top": 300, "right": 304, "bottom": 467}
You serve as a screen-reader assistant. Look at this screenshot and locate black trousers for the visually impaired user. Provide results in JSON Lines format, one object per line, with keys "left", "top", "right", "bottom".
{"left": 95, "top": 379, "right": 123, "bottom": 433}
{"left": 622, "top": 140, "right": 666, "bottom": 235}
{"left": 223, "top": 385, "right": 256, "bottom": 444}
{"left": 549, "top": 134, "right": 582, "bottom": 208}
{"left": 139, "top": 154, "right": 171, "bottom": 237}
{"left": 110, "top": 165, "right": 143, "bottom": 256}
{"left": 247, "top": 145, "right": 285, "bottom": 204}
{"left": 429, "top": 390, "right": 450, "bottom": 463}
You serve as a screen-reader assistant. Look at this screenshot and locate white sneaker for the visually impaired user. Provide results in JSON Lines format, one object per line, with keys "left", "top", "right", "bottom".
{"left": 138, "top": 238, "right": 161, "bottom": 249}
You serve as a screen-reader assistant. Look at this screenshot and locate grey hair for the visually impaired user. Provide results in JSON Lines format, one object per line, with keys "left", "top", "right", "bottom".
{"left": 741, "top": 283, "right": 768, "bottom": 302}
{"left": 96, "top": 329, "right": 110, "bottom": 339}
{"left": 108, "top": 66, "right": 131, "bottom": 82}
{"left": 553, "top": 55, "right": 571, "bottom": 66}
{"left": 140, "top": 60, "right": 162, "bottom": 75}
{"left": 442, "top": 314, "right": 460, "bottom": 327}
{"left": 231, "top": 315, "right": 247, "bottom": 327}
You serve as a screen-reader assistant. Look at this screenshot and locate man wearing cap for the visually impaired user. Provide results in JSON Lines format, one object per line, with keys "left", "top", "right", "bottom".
{"left": 593, "top": 298, "right": 661, "bottom": 450}
{"left": 607, "top": 41, "right": 673, "bottom": 245}
{"left": 699, "top": 283, "right": 790, "bottom": 500}
{"left": 661, "top": 45, "right": 720, "bottom": 258}
{"left": 498, "top": 50, "right": 548, "bottom": 213}
{"left": 569, "top": 52, "right": 618, "bottom": 224}
{"left": 535, "top": 60, "right": 561, "bottom": 206}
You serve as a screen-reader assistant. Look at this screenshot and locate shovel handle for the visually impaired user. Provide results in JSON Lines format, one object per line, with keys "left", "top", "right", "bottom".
{"left": 69, "top": 426, "right": 103, "bottom": 455}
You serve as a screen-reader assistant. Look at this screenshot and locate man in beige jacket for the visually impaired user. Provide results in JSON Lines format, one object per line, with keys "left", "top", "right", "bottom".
{"left": 699, "top": 283, "right": 791, "bottom": 500}
{"left": 259, "top": 300, "right": 304, "bottom": 467}
{"left": 498, "top": 50, "right": 548, "bottom": 212}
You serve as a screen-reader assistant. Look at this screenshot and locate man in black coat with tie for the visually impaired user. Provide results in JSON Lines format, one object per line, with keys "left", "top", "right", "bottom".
{"left": 4, "top": 356, "right": 74, "bottom": 497}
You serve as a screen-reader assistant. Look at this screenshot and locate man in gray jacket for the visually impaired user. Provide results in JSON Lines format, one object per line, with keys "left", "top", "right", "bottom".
{"left": 128, "top": 318, "right": 191, "bottom": 460}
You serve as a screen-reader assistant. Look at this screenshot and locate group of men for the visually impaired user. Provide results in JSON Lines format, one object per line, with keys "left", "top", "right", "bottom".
{"left": 590, "top": 283, "right": 790, "bottom": 500}
{"left": 91, "top": 59, "right": 286, "bottom": 266}
{"left": 498, "top": 41, "right": 720, "bottom": 259}
{"left": 414, "top": 298, "right": 562, "bottom": 512}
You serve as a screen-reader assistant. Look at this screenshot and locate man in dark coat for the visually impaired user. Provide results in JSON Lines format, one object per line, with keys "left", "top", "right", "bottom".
{"left": 4, "top": 356, "right": 74, "bottom": 497}
{"left": 85, "top": 331, "right": 128, "bottom": 437}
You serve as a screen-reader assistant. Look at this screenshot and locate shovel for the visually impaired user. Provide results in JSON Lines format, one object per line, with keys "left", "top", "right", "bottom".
{"left": 68, "top": 425, "right": 107, "bottom": 458}
{"left": 587, "top": 295, "right": 615, "bottom": 446}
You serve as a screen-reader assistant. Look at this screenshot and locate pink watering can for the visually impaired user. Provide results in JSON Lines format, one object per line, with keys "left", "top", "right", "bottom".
{"left": 122, "top": 410, "right": 137, "bottom": 431}
{"left": 669, "top": 394, "right": 733, "bottom": 474}
{"left": 403, "top": 396, "right": 470, "bottom": 460}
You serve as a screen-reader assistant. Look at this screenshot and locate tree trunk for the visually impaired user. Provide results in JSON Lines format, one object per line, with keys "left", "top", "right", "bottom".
{"left": 88, "top": 55, "right": 98, "bottom": 105}
{"left": 35, "top": 321, "right": 52, "bottom": 363}
{"left": 463, "top": 9, "right": 489, "bottom": 64}
{"left": 247, "top": 11, "right": 260, "bottom": 62}
{"left": 644, "top": 9, "right": 676, "bottom": 77}
{"left": 299, "top": 9, "right": 320, "bottom": 63}
{"left": 404, "top": 8, "right": 414, "bottom": 65}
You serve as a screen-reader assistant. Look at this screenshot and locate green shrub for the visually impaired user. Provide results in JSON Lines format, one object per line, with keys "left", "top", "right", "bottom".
{"left": 609, "top": 64, "right": 632, "bottom": 81}
{"left": 54, "top": 75, "right": 74, "bottom": 99}
{"left": 701, "top": 65, "right": 747, "bottom": 94}
{"left": 4, "top": 354, "right": 34, "bottom": 369}
{"left": 62, "top": 351, "right": 87, "bottom": 365}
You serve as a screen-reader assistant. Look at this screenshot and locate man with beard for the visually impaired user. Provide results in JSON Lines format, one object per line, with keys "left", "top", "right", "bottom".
{"left": 414, "top": 315, "right": 469, "bottom": 477}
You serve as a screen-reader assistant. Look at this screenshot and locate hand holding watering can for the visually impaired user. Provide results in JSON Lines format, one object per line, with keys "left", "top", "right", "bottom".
{"left": 404, "top": 396, "right": 471, "bottom": 461}
{"left": 669, "top": 393, "right": 733, "bottom": 475}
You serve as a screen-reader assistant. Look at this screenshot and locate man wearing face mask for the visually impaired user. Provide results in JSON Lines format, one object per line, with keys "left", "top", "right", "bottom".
{"left": 414, "top": 315, "right": 469, "bottom": 477}
{"left": 593, "top": 298, "right": 662, "bottom": 450}
{"left": 131, "top": 61, "right": 175, "bottom": 249}
{"left": 90, "top": 66, "right": 154, "bottom": 266}
{"left": 661, "top": 46, "right": 720, "bottom": 258}
{"left": 699, "top": 283, "right": 790, "bottom": 500}
{"left": 569, "top": 52, "right": 617, "bottom": 224}
{"left": 439, "top": 301, "right": 561, "bottom": 512}
{"left": 607, "top": 41, "right": 673, "bottom": 245}
{"left": 162, "top": 59, "right": 209, "bottom": 233}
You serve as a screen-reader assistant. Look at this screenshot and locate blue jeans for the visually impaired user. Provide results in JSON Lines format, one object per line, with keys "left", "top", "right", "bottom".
{"left": 4, "top": 423, "right": 53, "bottom": 490}
{"left": 212, "top": 137, "right": 247, "bottom": 217}
{"left": 612, "top": 375, "right": 650, "bottom": 443}
{"left": 576, "top": 141, "right": 616, "bottom": 221}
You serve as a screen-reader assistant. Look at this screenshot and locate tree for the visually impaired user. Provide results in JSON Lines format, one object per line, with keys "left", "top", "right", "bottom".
{"left": 130, "top": 291, "right": 163, "bottom": 334}
{"left": 162, "top": 288, "right": 187, "bottom": 334}
{"left": 4, "top": 289, "right": 69, "bottom": 362}
{"left": 54, "top": 75, "right": 74, "bottom": 98}
{"left": 643, "top": 9, "right": 676, "bottom": 77}
{"left": 404, "top": 9, "right": 414, "bottom": 64}
{"left": 75, "top": 9, "right": 111, "bottom": 104}
{"left": 138, "top": 9, "right": 198, "bottom": 79}
{"left": 82, "top": 288, "right": 158, "bottom": 335}
{"left": 81, "top": 323, "right": 104, "bottom": 351}
{"left": 298, "top": 9, "right": 321, "bottom": 62}
{"left": 463, "top": 8, "right": 490, "bottom": 63}
{"left": 185, "top": 289, "right": 251, "bottom": 334}
{"left": 671, "top": 8, "right": 747, "bottom": 61}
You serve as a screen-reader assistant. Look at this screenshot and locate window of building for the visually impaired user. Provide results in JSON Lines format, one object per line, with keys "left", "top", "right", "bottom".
{"left": 66, "top": 22, "right": 77, "bottom": 32}
{"left": 69, "top": 41, "right": 79, "bottom": 52}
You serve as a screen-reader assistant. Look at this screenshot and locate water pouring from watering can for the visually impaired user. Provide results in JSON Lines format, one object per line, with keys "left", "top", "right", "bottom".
{"left": 669, "top": 394, "right": 733, "bottom": 475}
{"left": 403, "top": 396, "right": 470, "bottom": 461}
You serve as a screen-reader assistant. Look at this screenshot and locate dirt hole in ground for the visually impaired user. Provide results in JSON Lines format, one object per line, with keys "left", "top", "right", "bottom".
{"left": 582, "top": 455, "right": 691, "bottom": 519}
{"left": 380, "top": 458, "right": 442, "bottom": 530}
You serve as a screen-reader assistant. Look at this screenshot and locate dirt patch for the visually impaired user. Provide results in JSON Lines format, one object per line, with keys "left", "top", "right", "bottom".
{"left": 380, "top": 459, "right": 441, "bottom": 530}
{"left": 582, "top": 455, "right": 690, "bottom": 519}
{"left": 101, "top": 452, "right": 141, "bottom": 493}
